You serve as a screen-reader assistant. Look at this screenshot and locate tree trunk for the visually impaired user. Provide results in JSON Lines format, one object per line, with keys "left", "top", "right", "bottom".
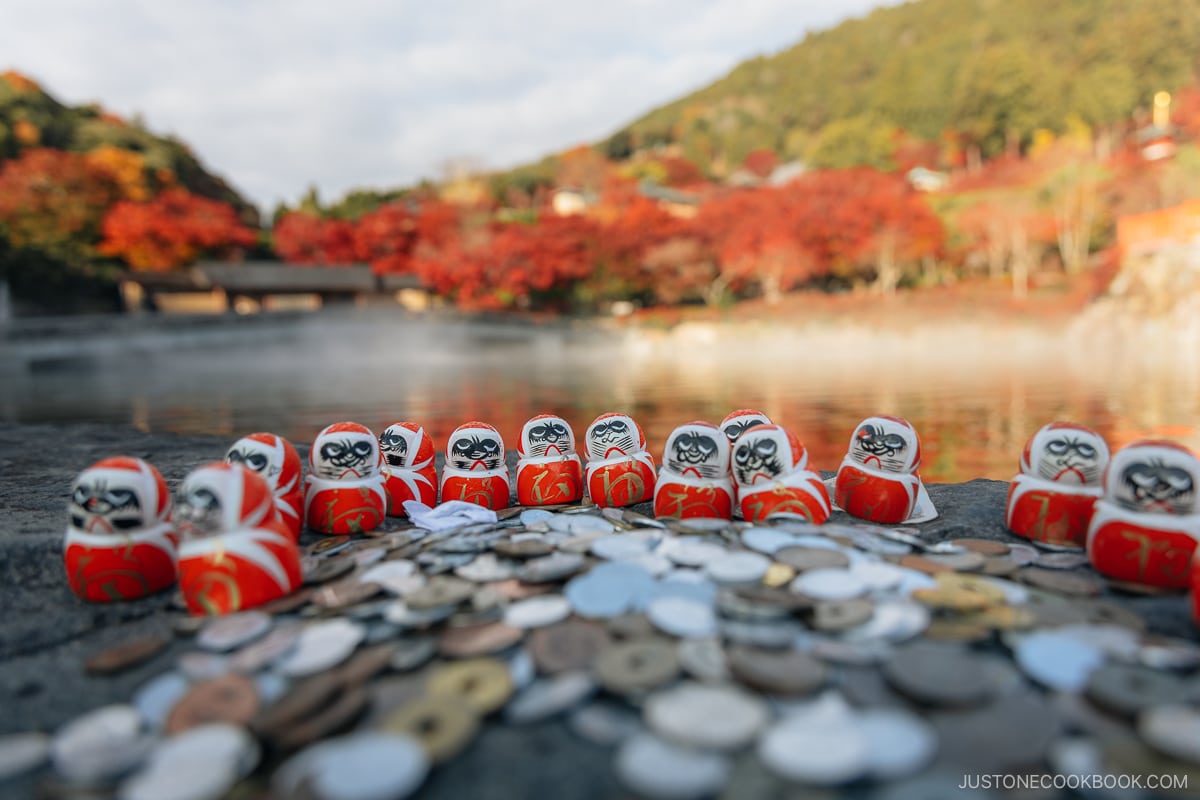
{"left": 1010, "top": 225, "right": 1029, "bottom": 301}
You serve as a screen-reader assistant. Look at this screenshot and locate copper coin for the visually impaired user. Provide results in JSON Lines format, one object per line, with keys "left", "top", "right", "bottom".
{"left": 303, "top": 555, "right": 356, "bottom": 585}
{"left": 1017, "top": 567, "right": 1102, "bottom": 597}
{"left": 312, "top": 579, "right": 382, "bottom": 611}
{"left": 530, "top": 621, "right": 611, "bottom": 674}
{"left": 493, "top": 539, "right": 555, "bottom": 559}
{"left": 406, "top": 577, "right": 476, "bottom": 610}
{"left": 486, "top": 579, "right": 554, "bottom": 601}
{"left": 898, "top": 555, "right": 954, "bottom": 575}
{"left": 732, "top": 585, "right": 812, "bottom": 613}
{"left": 382, "top": 694, "right": 480, "bottom": 763}
{"left": 921, "top": 551, "right": 986, "bottom": 572}
{"left": 762, "top": 563, "right": 796, "bottom": 588}
{"left": 1082, "top": 600, "right": 1146, "bottom": 631}
{"left": 438, "top": 622, "right": 525, "bottom": 658}
{"left": 426, "top": 658, "right": 514, "bottom": 715}
{"left": 605, "top": 614, "right": 658, "bottom": 641}
{"left": 274, "top": 686, "right": 369, "bottom": 750}
{"left": 809, "top": 599, "right": 875, "bottom": 632}
{"left": 165, "top": 674, "right": 259, "bottom": 734}
{"left": 980, "top": 557, "right": 1020, "bottom": 578}
{"left": 950, "top": 538, "right": 1010, "bottom": 556}
{"left": 773, "top": 546, "right": 850, "bottom": 572}
{"left": 84, "top": 633, "right": 170, "bottom": 675}
{"left": 1105, "top": 579, "right": 1179, "bottom": 597}
{"left": 337, "top": 642, "right": 398, "bottom": 686}
{"left": 924, "top": 618, "right": 993, "bottom": 642}
{"left": 727, "top": 647, "right": 827, "bottom": 696}
{"left": 253, "top": 672, "right": 342, "bottom": 737}
{"left": 593, "top": 639, "right": 680, "bottom": 695}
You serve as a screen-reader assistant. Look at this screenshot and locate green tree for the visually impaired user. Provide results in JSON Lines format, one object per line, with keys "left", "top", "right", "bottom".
{"left": 807, "top": 115, "right": 897, "bottom": 170}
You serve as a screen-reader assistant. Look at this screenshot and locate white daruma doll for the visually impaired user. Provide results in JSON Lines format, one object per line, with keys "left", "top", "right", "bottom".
{"left": 516, "top": 414, "right": 583, "bottom": 506}
{"left": 834, "top": 415, "right": 925, "bottom": 524}
{"left": 379, "top": 422, "right": 438, "bottom": 512}
{"left": 440, "top": 421, "right": 511, "bottom": 510}
{"left": 225, "top": 432, "right": 304, "bottom": 541}
{"left": 732, "top": 424, "right": 830, "bottom": 523}
{"left": 719, "top": 409, "right": 772, "bottom": 445}
{"left": 654, "top": 421, "right": 735, "bottom": 519}
{"left": 304, "top": 422, "right": 389, "bottom": 535}
{"left": 176, "top": 462, "right": 303, "bottom": 615}
{"left": 63, "top": 456, "right": 178, "bottom": 602}
{"left": 1006, "top": 422, "right": 1109, "bottom": 548}
{"left": 1087, "top": 440, "right": 1200, "bottom": 589}
{"left": 584, "top": 413, "right": 656, "bottom": 508}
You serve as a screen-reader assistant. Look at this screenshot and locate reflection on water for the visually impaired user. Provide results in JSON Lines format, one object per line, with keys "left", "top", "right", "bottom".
{"left": 4, "top": 314, "right": 1199, "bottom": 483}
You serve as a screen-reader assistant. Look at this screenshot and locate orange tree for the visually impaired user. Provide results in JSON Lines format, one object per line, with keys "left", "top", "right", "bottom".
{"left": 99, "top": 188, "right": 258, "bottom": 271}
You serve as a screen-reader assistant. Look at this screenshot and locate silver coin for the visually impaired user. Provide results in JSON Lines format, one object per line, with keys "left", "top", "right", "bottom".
{"left": 384, "top": 600, "right": 458, "bottom": 629}
{"left": 133, "top": 671, "right": 191, "bottom": 729}
{"left": 505, "top": 671, "right": 596, "bottom": 724}
{"left": 0, "top": 732, "right": 51, "bottom": 781}
{"left": 741, "top": 527, "right": 800, "bottom": 554}
{"left": 591, "top": 534, "right": 654, "bottom": 560}
{"left": 516, "top": 551, "right": 586, "bottom": 583}
{"left": 848, "top": 560, "right": 906, "bottom": 592}
{"left": 757, "top": 701, "right": 868, "bottom": 785}
{"left": 390, "top": 637, "right": 438, "bottom": 672}
{"left": 564, "top": 561, "right": 655, "bottom": 619}
{"left": 507, "top": 647, "right": 537, "bottom": 691}
{"left": 1007, "top": 543, "right": 1039, "bottom": 565}
{"left": 677, "top": 638, "right": 730, "bottom": 683}
{"left": 659, "top": 538, "right": 727, "bottom": 567}
{"left": 646, "top": 596, "right": 718, "bottom": 639}
{"left": 177, "top": 652, "right": 232, "bottom": 682}
{"left": 615, "top": 733, "right": 732, "bottom": 800}
{"left": 196, "top": 611, "right": 272, "bottom": 653}
{"left": 229, "top": 623, "right": 302, "bottom": 674}
{"left": 121, "top": 723, "right": 259, "bottom": 800}
{"left": 504, "top": 595, "right": 571, "bottom": 629}
{"left": 857, "top": 708, "right": 938, "bottom": 779}
{"left": 519, "top": 509, "right": 554, "bottom": 526}
{"left": 550, "top": 514, "right": 616, "bottom": 535}
{"left": 455, "top": 553, "right": 517, "bottom": 583}
{"left": 119, "top": 759, "right": 238, "bottom": 800}
{"left": 790, "top": 568, "right": 867, "bottom": 600}
{"left": 644, "top": 682, "right": 770, "bottom": 751}
{"left": 277, "top": 619, "right": 365, "bottom": 677}
{"left": 273, "top": 732, "right": 429, "bottom": 800}
{"left": 1014, "top": 631, "right": 1104, "bottom": 692}
{"left": 704, "top": 552, "right": 770, "bottom": 585}
{"left": 52, "top": 704, "right": 152, "bottom": 784}
{"left": 1138, "top": 705, "right": 1200, "bottom": 765}
{"left": 843, "top": 601, "right": 930, "bottom": 644}
{"left": 359, "top": 561, "right": 424, "bottom": 596}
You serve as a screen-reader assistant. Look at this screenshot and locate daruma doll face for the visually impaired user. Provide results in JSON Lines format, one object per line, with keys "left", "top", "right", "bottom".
{"left": 521, "top": 415, "right": 576, "bottom": 459}
{"left": 447, "top": 422, "right": 505, "bottom": 471}
{"left": 68, "top": 456, "right": 170, "bottom": 535}
{"left": 310, "top": 422, "right": 382, "bottom": 481}
{"left": 847, "top": 416, "right": 920, "bottom": 474}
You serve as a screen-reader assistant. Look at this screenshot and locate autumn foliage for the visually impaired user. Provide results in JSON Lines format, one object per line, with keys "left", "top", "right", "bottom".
{"left": 99, "top": 188, "right": 258, "bottom": 271}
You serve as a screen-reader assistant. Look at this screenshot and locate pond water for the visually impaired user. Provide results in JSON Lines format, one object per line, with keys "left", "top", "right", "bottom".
{"left": 4, "top": 313, "right": 1199, "bottom": 483}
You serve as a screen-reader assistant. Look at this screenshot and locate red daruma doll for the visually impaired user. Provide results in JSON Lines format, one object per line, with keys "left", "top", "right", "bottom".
{"left": 176, "top": 463, "right": 302, "bottom": 615}
{"left": 63, "top": 457, "right": 178, "bottom": 602}
{"left": 440, "top": 422, "right": 511, "bottom": 510}
{"left": 379, "top": 422, "right": 438, "bottom": 512}
{"left": 835, "top": 415, "right": 925, "bottom": 524}
{"left": 719, "top": 409, "right": 771, "bottom": 446}
{"left": 1006, "top": 422, "right": 1109, "bottom": 548}
{"left": 516, "top": 414, "right": 584, "bottom": 506}
{"left": 225, "top": 432, "right": 304, "bottom": 541}
{"left": 304, "top": 422, "right": 389, "bottom": 535}
{"left": 654, "top": 421, "right": 735, "bottom": 519}
{"left": 584, "top": 413, "right": 656, "bottom": 508}
{"left": 1087, "top": 440, "right": 1200, "bottom": 589}
{"left": 732, "top": 424, "right": 830, "bottom": 523}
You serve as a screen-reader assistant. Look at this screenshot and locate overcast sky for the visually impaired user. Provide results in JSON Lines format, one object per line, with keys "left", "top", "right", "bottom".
{"left": 3, "top": 1, "right": 891, "bottom": 213}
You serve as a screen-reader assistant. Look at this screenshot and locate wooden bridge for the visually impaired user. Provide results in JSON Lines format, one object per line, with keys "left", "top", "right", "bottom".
{"left": 119, "top": 261, "right": 426, "bottom": 312}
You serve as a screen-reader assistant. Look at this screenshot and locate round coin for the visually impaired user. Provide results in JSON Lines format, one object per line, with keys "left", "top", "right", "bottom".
{"left": 504, "top": 672, "right": 596, "bottom": 723}
{"left": 425, "top": 658, "right": 514, "bottom": 715}
{"left": 382, "top": 694, "right": 480, "bottom": 763}
{"left": 529, "top": 620, "right": 611, "bottom": 674}
{"left": 644, "top": 682, "right": 770, "bottom": 751}
{"left": 774, "top": 545, "right": 850, "bottom": 572}
{"left": 0, "top": 732, "right": 50, "bottom": 781}
{"left": 1138, "top": 704, "right": 1200, "bottom": 765}
{"left": 85, "top": 632, "right": 171, "bottom": 674}
{"left": 646, "top": 596, "right": 717, "bottom": 638}
{"left": 503, "top": 595, "right": 571, "bottom": 629}
{"left": 438, "top": 622, "right": 524, "bottom": 658}
{"left": 882, "top": 642, "right": 994, "bottom": 708}
{"left": 615, "top": 733, "right": 731, "bottom": 800}
{"left": 727, "top": 647, "right": 827, "bottom": 696}
{"left": 790, "top": 568, "right": 867, "bottom": 600}
{"left": 757, "top": 711, "right": 868, "bottom": 786}
{"left": 593, "top": 640, "right": 680, "bottom": 695}
{"left": 273, "top": 732, "right": 429, "bottom": 800}
{"left": 165, "top": 674, "right": 260, "bottom": 734}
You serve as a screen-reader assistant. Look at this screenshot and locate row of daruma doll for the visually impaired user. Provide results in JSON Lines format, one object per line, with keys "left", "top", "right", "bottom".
{"left": 61, "top": 414, "right": 1200, "bottom": 624}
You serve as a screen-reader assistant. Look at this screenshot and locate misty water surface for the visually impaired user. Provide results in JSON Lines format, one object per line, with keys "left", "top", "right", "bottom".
{"left": 4, "top": 313, "right": 1198, "bottom": 483}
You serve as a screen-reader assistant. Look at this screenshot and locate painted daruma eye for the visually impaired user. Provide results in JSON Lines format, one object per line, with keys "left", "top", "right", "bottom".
{"left": 1076, "top": 444, "right": 1096, "bottom": 460}
{"left": 754, "top": 439, "right": 776, "bottom": 456}
{"left": 1164, "top": 468, "right": 1193, "bottom": 491}
{"left": 483, "top": 440, "right": 500, "bottom": 454}
{"left": 883, "top": 434, "right": 906, "bottom": 451}
{"left": 353, "top": 441, "right": 373, "bottom": 458}
{"left": 320, "top": 443, "right": 344, "bottom": 460}
{"left": 550, "top": 424, "right": 567, "bottom": 437}
{"left": 530, "top": 425, "right": 549, "bottom": 439}
{"left": 1046, "top": 440, "right": 1069, "bottom": 456}
{"left": 735, "top": 445, "right": 751, "bottom": 464}
{"left": 452, "top": 438, "right": 473, "bottom": 455}
{"left": 610, "top": 421, "right": 628, "bottom": 433}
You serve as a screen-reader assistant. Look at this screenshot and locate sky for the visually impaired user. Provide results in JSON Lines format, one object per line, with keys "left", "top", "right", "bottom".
{"left": 3, "top": 1, "right": 892, "bottom": 213}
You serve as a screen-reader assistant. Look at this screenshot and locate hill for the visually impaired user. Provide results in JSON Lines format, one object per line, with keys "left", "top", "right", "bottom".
{"left": 600, "top": 0, "right": 1200, "bottom": 175}
{"left": 0, "top": 71, "right": 258, "bottom": 225}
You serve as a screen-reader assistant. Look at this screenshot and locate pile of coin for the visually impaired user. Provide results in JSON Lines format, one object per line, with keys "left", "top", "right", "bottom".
{"left": 4, "top": 505, "right": 1200, "bottom": 798}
